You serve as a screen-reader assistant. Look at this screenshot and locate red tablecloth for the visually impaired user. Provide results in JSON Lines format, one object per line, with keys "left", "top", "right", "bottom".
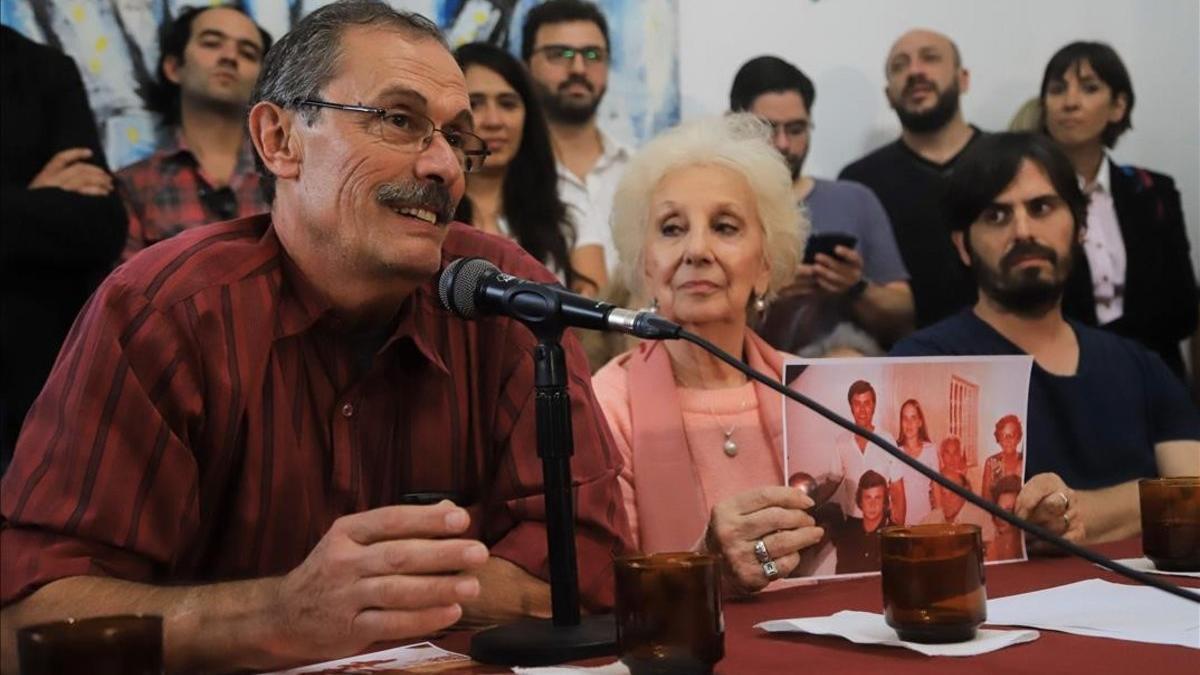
{"left": 435, "top": 539, "right": 1198, "bottom": 673}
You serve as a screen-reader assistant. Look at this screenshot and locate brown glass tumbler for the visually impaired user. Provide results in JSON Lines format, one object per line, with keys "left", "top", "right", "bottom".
{"left": 880, "top": 523, "right": 986, "bottom": 643}
{"left": 1139, "top": 477, "right": 1200, "bottom": 571}
{"left": 614, "top": 552, "right": 723, "bottom": 675}
{"left": 17, "top": 614, "right": 163, "bottom": 675}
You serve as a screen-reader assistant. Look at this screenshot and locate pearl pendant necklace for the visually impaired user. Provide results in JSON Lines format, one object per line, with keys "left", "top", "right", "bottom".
{"left": 705, "top": 394, "right": 752, "bottom": 458}
{"left": 722, "top": 431, "right": 738, "bottom": 457}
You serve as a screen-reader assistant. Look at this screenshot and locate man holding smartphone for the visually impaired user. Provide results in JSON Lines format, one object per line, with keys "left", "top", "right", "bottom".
{"left": 730, "top": 56, "right": 915, "bottom": 354}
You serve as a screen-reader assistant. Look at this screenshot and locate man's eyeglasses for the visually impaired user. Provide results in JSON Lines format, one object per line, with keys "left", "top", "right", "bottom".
{"left": 291, "top": 98, "right": 490, "bottom": 173}
{"left": 533, "top": 44, "right": 608, "bottom": 66}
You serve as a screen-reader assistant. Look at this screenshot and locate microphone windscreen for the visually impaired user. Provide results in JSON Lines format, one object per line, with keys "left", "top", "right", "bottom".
{"left": 438, "top": 257, "right": 499, "bottom": 319}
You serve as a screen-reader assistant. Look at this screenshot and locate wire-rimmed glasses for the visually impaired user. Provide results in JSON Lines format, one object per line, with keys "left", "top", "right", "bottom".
{"left": 292, "top": 98, "right": 490, "bottom": 173}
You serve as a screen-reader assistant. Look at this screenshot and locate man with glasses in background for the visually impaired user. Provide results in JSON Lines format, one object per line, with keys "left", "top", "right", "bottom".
{"left": 116, "top": 5, "right": 272, "bottom": 261}
{"left": 730, "top": 55, "right": 914, "bottom": 353}
{"left": 0, "top": 3, "right": 630, "bottom": 672}
{"left": 522, "top": 0, "right": 627, "bottom": 275}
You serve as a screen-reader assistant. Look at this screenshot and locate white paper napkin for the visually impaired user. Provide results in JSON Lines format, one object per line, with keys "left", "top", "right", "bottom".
{"left": 756, "top": 610, "right": 1039, "bottom": 656}
{"left": 987, "top": 578, "right": 1200, "bottom": 649}
{"left": 262, "top": 641, "right": 470, "bottom": 673}
{"left": 1105, "top": 557, "right": 1200, "bottom": 579}
{"left": 512, "top": 662, "right": 630, "bottom": 674}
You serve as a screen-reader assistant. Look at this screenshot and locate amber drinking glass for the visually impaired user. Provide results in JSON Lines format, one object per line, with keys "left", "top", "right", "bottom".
{"left": 880, "top": 523, "right": 986, "bottom": 643}
{"left": 614, "top": 552, "right": 723, "bottom": 675}
{"left": 1139, "top": 477, "right": 1200, "bottom": 572}
{"left": 18, "top": 614, "right": 163, "bottom": 675}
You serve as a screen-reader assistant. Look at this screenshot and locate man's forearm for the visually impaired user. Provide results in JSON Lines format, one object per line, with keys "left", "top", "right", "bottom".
{"left": 850, "top": 282, "right": 915, "bottom": 344}
{"left": 1, "top": 575, "right": 288, "bottom": 674}
{"left": 1076, "top": 480, "right": 1142, "bottom": 544}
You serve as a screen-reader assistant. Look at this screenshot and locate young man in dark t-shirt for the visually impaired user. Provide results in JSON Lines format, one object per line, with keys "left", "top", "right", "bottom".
{"left": 840, "top": 28, "right": 981, "bottom": 328}
{"left": 891, "top": 132, "right": 1200, "bottom": 548}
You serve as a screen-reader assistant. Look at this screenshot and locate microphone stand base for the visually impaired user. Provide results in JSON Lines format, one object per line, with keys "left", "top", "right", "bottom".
{"left": 469, "top": 614, "right": 617, "bottom": 666}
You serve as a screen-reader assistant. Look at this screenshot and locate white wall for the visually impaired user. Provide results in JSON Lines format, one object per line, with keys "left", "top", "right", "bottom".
{"left": 678, "top": 0, "right": 1200, "bottom": 271}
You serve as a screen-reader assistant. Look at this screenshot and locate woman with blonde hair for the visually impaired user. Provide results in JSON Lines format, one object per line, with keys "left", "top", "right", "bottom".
{"left": 592, "top": 114, "right": 823, "bottom": 593}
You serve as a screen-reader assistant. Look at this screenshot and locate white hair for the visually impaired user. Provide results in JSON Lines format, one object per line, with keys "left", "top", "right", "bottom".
{"left": 610, "top": 114, "right": 808, "bottom": 300}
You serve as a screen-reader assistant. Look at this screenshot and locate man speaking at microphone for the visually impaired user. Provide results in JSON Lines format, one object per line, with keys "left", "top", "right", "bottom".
{"left": 0, "top": 2, "right": 630, "bottom": 672}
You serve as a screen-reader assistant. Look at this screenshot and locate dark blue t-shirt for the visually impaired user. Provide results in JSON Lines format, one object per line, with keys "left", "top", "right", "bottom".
{"left": 891, "top": 309, "right": 1200, "bottom": 489}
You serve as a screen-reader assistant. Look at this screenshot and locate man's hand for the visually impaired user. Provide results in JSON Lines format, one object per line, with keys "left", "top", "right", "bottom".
{"left": 811, "top": 246, "right": 865, "bottom": 296}
{"left": 28, "top": 147, "right": 114, "bottom": 196}
{"left": 1016, "top": 472, "right": 1086, "bottom": 554}
{"left": 778, "top": 246, "right": 866, "bottom": 300}
{"left": 778, "top": 263, "right": 820, "bottom": 298}
{"left": 270, "top": 501, "right": 489, "bottom": 662}
{"left": 704, "top": 486, "right": 824, "bottom": 594}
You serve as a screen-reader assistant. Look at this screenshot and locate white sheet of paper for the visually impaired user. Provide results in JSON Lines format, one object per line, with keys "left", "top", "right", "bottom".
{"left": 512, "top": 662, "right": 630, "bottom": 674}
{"left": 262, "top": 641, "right": 471, "bottom": 673}
{"left": 1105, "top": 557, "right": 1200, "bottom": 579}
{"left": 986, "top": 578, "right": 1200, "bottom": 649}
{"left": 756, "top": 610, "right": 1039, "bottom": 656}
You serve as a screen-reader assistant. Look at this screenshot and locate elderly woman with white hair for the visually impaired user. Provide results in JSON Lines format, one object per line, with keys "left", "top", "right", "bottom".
{"left": 592, "top": 114, "right": 824, "bottom": 593}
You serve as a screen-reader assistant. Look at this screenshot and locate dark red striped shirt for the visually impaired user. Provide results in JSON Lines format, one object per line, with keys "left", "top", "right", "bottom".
{"left": 1, "top": 214, "right": 631, "bottom": 610}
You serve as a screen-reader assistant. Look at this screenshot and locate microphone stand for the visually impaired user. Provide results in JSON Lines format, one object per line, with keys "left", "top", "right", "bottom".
{"left": 675, "top": 328, "right": 1199, "bottom": 604}
{"left": 469, "top": 317, "right": 617, "bottom": 665}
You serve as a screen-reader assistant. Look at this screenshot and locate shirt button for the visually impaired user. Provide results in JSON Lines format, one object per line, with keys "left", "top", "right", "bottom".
{"left": 341, "top": 402, "right": 355, "bottom": 417}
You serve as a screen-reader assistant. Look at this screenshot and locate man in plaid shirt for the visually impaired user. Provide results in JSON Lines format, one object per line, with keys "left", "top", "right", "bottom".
{"left": 117, "top": 5, "right": 272, "bottom": 262}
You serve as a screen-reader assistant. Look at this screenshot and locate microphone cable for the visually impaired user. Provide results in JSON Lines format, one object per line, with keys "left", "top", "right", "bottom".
{"left": 676, "top": 328, "right": 1200, "bottom": 605}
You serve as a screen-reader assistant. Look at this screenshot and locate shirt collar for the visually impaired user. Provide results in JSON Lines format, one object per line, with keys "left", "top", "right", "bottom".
{"left": 555, "top": 126, "right": 631, "bottom": 182}
{"left": 1079, "top": 154, "right": 1112, "bottom": 194}
{"left": 273, "top": 227, "right": 450, "bottom": 376}
{"left": 161, "top": 128, "right": 259, "bottom": 175}
{"left": 596, "top": 127, "right": 632, "bottom": 168}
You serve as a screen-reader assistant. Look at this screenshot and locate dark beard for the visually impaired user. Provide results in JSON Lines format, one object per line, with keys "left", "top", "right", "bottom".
{"left": 536, "top": 77, "right": 604, "bottom": 125}
{"left": 968, "top": 238, "right": 1073, "bottom": 317}
{"left": 891, "top": 79, "right": 961, "bottom": 134}
{"left": 784, "top": 149, "right": 806, "bottom": 181}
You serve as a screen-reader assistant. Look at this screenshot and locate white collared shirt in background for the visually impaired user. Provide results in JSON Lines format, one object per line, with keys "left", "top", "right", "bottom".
{"left": 1080, "top": 160, "right": 1126, "bottom": 325}
{"left": 556, "top": 127, "right": 631, "bottom": 276}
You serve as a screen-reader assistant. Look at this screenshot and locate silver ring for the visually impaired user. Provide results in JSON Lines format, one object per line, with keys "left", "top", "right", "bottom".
{"left": 753, "top": 539, "right": 771, "bottom": 564}
{"left": 762, "top": 560, "right": 780, "bottom": 580}
{"left": 1063, "top": 511, "right": 1071, "bottom": 528}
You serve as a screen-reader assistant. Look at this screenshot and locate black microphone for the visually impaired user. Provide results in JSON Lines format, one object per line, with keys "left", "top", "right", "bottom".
{"left": 438, "top": 257, "right": 681, "bottom": 340}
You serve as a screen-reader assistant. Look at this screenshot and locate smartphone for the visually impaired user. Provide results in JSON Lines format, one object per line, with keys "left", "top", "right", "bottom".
{"left": 803, "top": 232, "right": 858, "bottom": 264}
{"left": 397, "top": 491, "right": 463, "bottom": 506}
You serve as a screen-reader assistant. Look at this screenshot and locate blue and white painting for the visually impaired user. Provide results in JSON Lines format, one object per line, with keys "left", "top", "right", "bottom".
{"left": 0, "top": 0, "right": 679, "bottom": 170}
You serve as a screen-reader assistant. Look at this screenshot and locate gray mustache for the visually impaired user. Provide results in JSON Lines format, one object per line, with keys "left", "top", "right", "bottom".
{"left": 376, "top": 181, "right": 453, "bottom": 224}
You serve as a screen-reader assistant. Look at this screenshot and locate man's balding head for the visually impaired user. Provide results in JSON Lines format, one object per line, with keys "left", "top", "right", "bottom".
{"left": 887, "top": 29, "right": 961, "bottom": 71}
{"left": 884, "top": 28, "right": 968, "bottom": 134}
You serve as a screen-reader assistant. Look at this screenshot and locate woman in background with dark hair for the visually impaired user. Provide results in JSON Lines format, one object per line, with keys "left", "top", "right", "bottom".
{"left": 454, "top": 42, "right": 606, "bottom": 295}
{"left": 1039, "top": 41, "right": 1198, "bottom": 377}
